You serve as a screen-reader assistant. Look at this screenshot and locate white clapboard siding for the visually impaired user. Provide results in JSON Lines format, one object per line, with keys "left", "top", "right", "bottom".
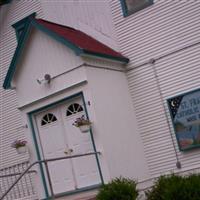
{"left": 0, "top": 0, "right": 116, "bottom": 168}
{"left": 110, "top": 0, "right": 200, "bottom": 66}
{"left": 0, "top": 1, "right": 129, "bottom": 198}
{"left": 0, "top": 0, "right": 118, "bottom": 170}
{"left": 0, "top": 1, "right": 44, "bottom": 169}
{"left": 127, "top": 64, "right": 178, "bottom": 175}
{"left": 110, "top": 0, "right": 200, "bottom": 176}
{"left": 157, "top": 44, "right": 200, "bottom": 168}
{"left": 41, "top": 0, "right": 118, "bottom": 50}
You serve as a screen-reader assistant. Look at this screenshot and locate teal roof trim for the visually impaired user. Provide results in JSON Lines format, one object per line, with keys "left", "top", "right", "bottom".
{"left": 31, "top": 18, "right": 83, "bottom": 56}
{"left": 12, "top": 13, "right": 36, "bottom": 41}
{"left": 3, "top": 14, "right": 129, "bottom": 90}
{"left": 3, "top": 15, "right": 83, "bottom": 90}
{"left": 82, "top": 49, "right": 129, "bottom": 63}
{"left": 3, "top": 16, "right": 33, "bottom": 89}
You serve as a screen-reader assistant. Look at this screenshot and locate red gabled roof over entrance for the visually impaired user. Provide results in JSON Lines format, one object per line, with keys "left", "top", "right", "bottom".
{"left": 3, "top": 14, "right": 129, "bottom": 89}
{"left": 36, "top": 19, "right": 129, "bottom": 63}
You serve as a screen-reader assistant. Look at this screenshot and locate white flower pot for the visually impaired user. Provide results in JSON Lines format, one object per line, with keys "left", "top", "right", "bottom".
{"left": 16, "top": 146, "right": 27, "bottom": 154}
{"left": 79, "top": 124, "right": 91, "bottom": 133}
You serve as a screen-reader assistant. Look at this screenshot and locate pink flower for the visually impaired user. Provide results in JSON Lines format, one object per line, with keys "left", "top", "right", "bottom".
{"left": 11, "top": 140, "right": 27, "bottom": 149}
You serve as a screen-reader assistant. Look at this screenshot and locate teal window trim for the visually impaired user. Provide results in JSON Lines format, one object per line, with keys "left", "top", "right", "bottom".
{"left": 0, "top": 0, "right": 12, "bottom": 6}
{"left": 120, "top": 0, "right": 153, "bottom": 17}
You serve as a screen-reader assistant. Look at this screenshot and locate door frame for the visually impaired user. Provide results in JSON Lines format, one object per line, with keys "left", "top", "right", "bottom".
{"left": 28, "top": 92, "right": 104, "bottom": 199}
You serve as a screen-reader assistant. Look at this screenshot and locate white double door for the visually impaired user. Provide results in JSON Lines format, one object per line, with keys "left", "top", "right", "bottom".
{"left": 35, "top": 99, "right": 101, "bottom": 194}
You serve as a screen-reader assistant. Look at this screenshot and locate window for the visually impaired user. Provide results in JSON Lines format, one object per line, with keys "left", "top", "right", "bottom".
{"left": 66, "top": 103, "right": 83, "bottom": 116}
{"left": 120, "top": 0, "right": 153, "bottom": 17}
{"left": 41, "top": 113, "right": 57, "bottom": 126}
{"left": 0, "top": 0, "right": 12, "bottom": 6}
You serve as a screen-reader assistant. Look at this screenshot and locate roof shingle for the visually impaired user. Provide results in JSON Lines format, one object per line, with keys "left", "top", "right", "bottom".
{"left": 36, "top": 19, "right": 128, "bottom": 62}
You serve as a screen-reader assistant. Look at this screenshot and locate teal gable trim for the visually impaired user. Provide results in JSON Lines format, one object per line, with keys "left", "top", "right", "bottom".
{"left": 3, "top": 13, "right": 128, "bottom": 90}
{"left": 3, "top": 16, "right": 33, "bottom": 89}
{"left": 30, "top": 18, "right": 83, "bottom": 56}
{"left": 12, "top": 13, "right": 36, "bottom": 41}
{"left": 3, "top": 13, "right": 82, "bottom": 90}
{"left": 82, "top": 49, "right": 129, "bottom": 64}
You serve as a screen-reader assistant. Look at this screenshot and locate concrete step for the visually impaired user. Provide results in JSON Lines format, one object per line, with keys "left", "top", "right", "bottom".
{"left": 55, "top": 189, "right": 98, "bottom": 200}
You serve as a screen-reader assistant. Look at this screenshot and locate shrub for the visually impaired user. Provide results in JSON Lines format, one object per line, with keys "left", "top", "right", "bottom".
{"left": 96, "top": 177, "right": 138, "bottom": 200}
{"left": 146, "top": 174, "right": 200, "bottom": 200}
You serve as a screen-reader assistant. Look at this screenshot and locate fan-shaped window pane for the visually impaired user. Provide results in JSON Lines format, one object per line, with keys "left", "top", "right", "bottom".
{"left": 66, "top": 103, "right": 83, "bottom": 116}
{"left": 41, "top": 113, "right": 57, "bottom": 126}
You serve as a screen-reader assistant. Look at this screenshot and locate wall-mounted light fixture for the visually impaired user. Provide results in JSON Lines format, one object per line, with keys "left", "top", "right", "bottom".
{"left": 37, "top": 74, "right": 51, "bottom": 85}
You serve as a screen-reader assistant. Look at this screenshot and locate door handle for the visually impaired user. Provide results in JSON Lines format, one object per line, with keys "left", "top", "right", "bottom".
{"left": 64, "top": 150, "right": 69, "bottom": 155}
{"left": 69, "top": 148, "right": 73, "bottom": 153}
{"left": 64, "top": 149, "right": 73, "bottom": 155}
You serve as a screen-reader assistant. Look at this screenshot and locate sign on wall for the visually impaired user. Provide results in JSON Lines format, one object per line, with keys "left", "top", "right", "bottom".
{"left": 168, "top": 89, "right": 200, "bottom": 151}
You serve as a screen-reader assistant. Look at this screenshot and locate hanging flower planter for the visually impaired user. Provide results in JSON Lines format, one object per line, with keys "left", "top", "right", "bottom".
{"left": 79, "top": 124, "right": 91, "bottom": 133}
{"left": 16, "top": 146, "right": 27, "bottom": 154}
{"left": 11, "top": 140, "right": 27, "bottom": 154}
{"left": 73, "top": 115, "right": 92, "bottom": 133}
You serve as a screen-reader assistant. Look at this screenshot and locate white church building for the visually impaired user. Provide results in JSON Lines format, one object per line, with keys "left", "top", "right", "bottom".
{"left": 1, "top": 0, "right": 200, "bottom": 199}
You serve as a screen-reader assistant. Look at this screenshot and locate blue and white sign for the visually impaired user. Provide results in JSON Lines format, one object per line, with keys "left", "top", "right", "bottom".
{"left": 168, "top": 89, "right": 200, "bottom": 151}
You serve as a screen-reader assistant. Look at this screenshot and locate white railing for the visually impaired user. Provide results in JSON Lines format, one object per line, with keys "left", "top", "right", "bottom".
{"left": 0, "top": 161, "right": 38, "bottom": 200}
{"left": 0, "top": 152, "right": 100, "bottom": 200}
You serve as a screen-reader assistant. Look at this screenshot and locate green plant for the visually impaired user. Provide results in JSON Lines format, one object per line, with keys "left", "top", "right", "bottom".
{"left": 11, "top": 140, "right": 27, "bottom": 149}
{"left": 96, "top": 177, "right": 138, "bottom": 200}
{"left": 146, "top": 174, "right": 200, "bottom": 200}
